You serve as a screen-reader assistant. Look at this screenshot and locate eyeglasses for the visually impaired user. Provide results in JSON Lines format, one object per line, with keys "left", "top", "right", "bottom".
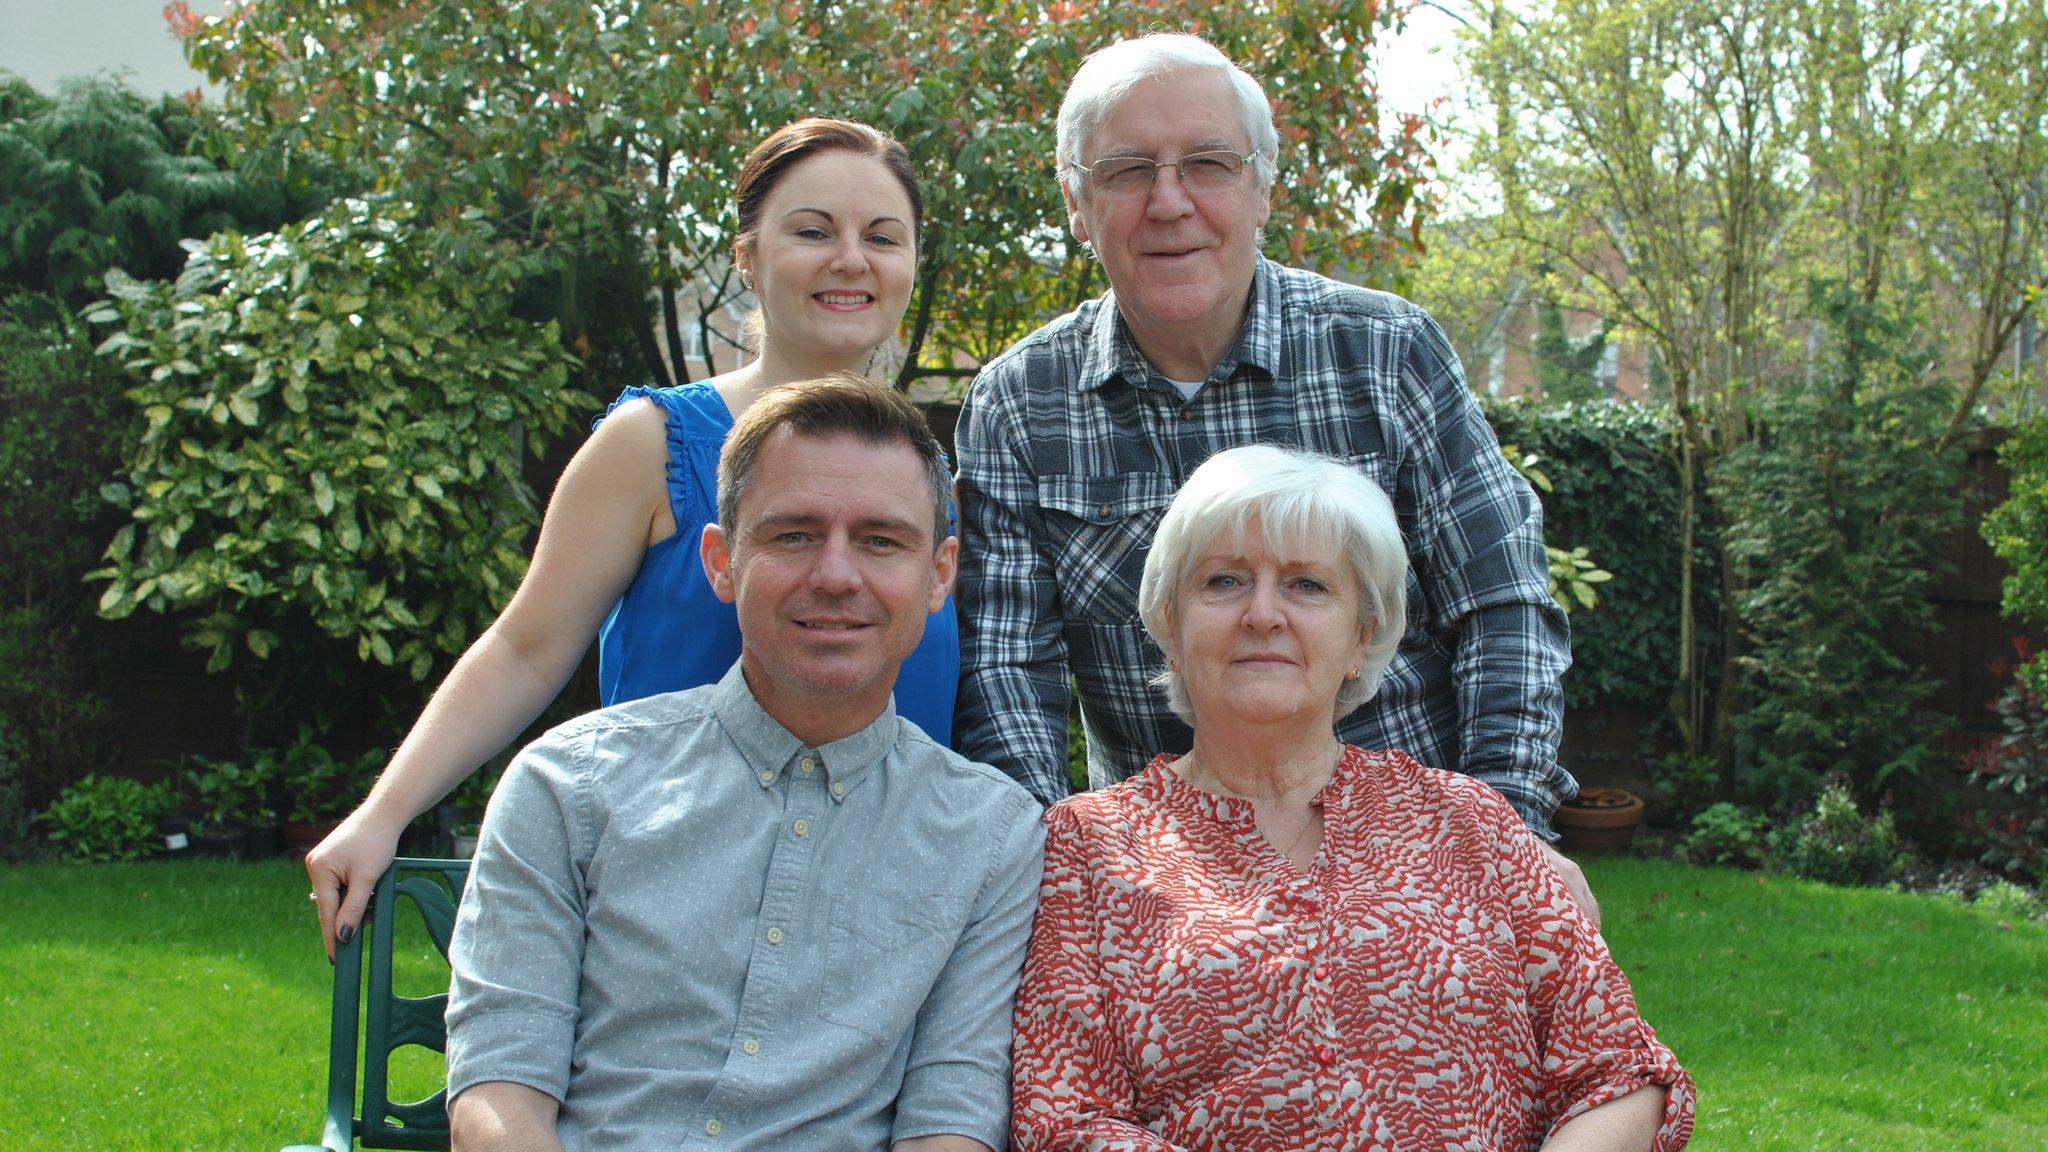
{"left": 1068, "top": 150, "right": 1258, "bottom": 197}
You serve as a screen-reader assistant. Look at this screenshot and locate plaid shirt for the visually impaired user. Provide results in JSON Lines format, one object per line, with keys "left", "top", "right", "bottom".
{"left": 954, "top": 258, "right": 1575, "bottom": 836}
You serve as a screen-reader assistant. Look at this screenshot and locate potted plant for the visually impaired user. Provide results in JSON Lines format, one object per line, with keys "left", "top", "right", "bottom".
{"left": 1553, "top": 786, "right": 1646, "bottom": 856}
{"left": 278, "top": 728, "right": 388, "bottom": 859}
{"left": 445, "top": 761, "right": 505, "bottom": 858}
{"left": 181, "top": 755, "right": 282, "bottom": 858}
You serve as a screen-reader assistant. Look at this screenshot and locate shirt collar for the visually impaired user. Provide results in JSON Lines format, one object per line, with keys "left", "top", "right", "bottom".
{"left": 1076, "top": 256, "right": 1284, "bottom": 395}
{"left": 709, "top": 661, "right": 899, "bottom": 802}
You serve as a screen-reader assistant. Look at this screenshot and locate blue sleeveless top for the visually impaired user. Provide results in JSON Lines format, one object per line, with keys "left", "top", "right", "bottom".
{"left": 593, "top": 383, "right": 959, "bottom": 744}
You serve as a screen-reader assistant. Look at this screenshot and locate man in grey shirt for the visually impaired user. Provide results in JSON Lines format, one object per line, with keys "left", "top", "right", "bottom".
{"left": 446, "top": 377, "right": 1045, "bottom": 1152}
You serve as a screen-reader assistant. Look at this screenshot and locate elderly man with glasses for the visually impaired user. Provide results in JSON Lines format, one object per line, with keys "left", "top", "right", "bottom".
{"left": 953, "top": 33, "right": 1598, "bottom": 916}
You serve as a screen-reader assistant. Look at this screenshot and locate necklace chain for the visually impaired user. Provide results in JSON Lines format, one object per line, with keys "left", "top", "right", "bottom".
{"left": 1175, "top": 745, "right": 1338, "bottom": 865}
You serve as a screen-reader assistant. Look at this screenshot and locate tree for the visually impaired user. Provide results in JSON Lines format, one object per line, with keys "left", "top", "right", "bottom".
{"left": 1471, "top": 0, "right": 1811, "bottom": 768}
{"left": 1455, "top": 0, "right": 2033, "bottom": 794}
{"left": 0, "top": 75, "right": 320, "bottom": 307}
{"left": 170, "top": 0, "right": 1437, "bottom": 393}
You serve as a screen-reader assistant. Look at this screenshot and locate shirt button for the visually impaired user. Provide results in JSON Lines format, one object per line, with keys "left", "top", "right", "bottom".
{"left": 792, "top": 819, "right": 809, "bottom": 837}
{"left": 741, "top": 1038, "right": 760, "bottom": 1056}
{"left": 1097, "top": 503, "right": 1113, "bottom": 516}
{"left": 1315, "top": 1043, "right": 1337, "bottom": 1065}
{"left": 765, "top": 927, "right": 784, "bottom": 944}
{"left": 757, "top": 770, "right": 774, "bottom": 785}
{"left": 1313, "top": 964, "right": 1329, "bottom": 980}
{"left": 800, "top": 756, "right": 816, "bottom": 774}
{"left": 705, "top": 1118, "right": 722, "bottom": 1136}
{"left": 831, "top": 782, "right": 845, "bottom": 797}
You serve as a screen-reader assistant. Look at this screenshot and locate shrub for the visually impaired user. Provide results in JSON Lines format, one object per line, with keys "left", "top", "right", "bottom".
{"left": 0, "top": 294, "right": 124, "bottom": 801}
{"left": 1983, "top": 411, "right": 2048, "bottom": 635}
{"left": 1972, "top": 879, "right": 2044, "bottom": 923}
{"left": 1713, "top": 289, "right": 1961, "bottom": 808}
{"left": 1678, "top": 803, "right": 1773, "bottom": 869}
{"left": 1480, "top": 398, "right": 1711, "bottom": 716}
{"left": 1963, "top": 643, "right": 2048, "bottom": 797}
{"left": 89, "top": 196, "right": 590, "bottom": 734}
{"left": 1781, "top": 779, "right": 1909, "bottom": 887}
{"left": 39, "top": 774, "right": 172, "bottom": 862}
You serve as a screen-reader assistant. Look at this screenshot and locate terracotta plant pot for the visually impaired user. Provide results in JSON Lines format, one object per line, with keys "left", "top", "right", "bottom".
{"left": 1553, "top": 787, "right": 1645, "bottom": 856}
{"left": 281, "top": 819, "right": 342, "bottom": 861}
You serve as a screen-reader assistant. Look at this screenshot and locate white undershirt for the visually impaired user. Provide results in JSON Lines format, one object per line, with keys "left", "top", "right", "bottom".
{"left": 1166, "top": 377, "right": 1205, "bottom": 401}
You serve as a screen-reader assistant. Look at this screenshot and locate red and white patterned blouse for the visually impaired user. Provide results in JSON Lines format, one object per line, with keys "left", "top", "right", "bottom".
{"left": 1012, "top": 746, "right": 1695, "bottom": 1152}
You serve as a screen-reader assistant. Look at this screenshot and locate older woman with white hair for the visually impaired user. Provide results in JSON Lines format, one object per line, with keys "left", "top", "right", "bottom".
{"left": 1010, "top": 445, "right": 1694, "bottom": 1152}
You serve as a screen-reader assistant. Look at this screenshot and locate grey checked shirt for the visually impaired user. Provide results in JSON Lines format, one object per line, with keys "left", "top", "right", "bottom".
{"left": 954, "top": 257, "right": 1575, "bottom": 836}
{"left": 447, "top": 663, "right": 1045, "bottom": 1152}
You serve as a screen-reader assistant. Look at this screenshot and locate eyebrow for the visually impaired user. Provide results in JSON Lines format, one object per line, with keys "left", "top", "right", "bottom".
{"left": 749, "top": 511, "right": 929, "bottom": 540}
{"left": 782, "top": 206, "right": 910, "bottom": 230}
{"left": 1099, "top": 138, "right": 1241, "bottom": 159}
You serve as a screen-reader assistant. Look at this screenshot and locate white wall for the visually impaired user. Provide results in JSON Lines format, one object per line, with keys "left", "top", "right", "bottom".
{"left": 0, "top": 0, "right": 233, "bottom": 97}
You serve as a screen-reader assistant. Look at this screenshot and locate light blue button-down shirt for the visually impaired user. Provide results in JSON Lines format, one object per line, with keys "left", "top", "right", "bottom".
{"left": 447, "top": 663, "right": 1045, "bottom": 1152}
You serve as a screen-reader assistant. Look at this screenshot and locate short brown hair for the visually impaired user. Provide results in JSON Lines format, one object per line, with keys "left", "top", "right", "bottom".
{"left": 717, "top": 374, "right": 950, "bottom": 549}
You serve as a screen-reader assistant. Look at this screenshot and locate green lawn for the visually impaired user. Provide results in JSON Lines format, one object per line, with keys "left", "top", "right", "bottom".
{"left": 0, "top": 857, "right": 2042, "bottom": 1150}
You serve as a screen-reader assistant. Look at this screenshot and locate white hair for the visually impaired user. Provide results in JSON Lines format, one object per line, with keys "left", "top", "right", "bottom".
{"left": 1056, "top": 33, "right": 1281, "bottom": 201}
{"left": 1138, "top": 445, "right": 1408, "bottom": 724}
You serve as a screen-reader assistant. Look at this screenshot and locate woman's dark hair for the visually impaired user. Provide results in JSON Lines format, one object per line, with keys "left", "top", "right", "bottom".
{"left": 733, "top": 118, "right": 924, "bottom": 247}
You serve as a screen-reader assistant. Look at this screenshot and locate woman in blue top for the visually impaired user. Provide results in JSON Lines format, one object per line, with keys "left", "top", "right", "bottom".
{"left": 307, "top": 119, "right": 956, "bottom": 956}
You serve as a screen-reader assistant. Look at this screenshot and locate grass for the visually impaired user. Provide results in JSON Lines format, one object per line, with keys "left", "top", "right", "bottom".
{"left": 1588, "top": 858, "right": 2048, "bottom": 1150}
{"left": 0, "top": 856, "right": 2043, "bottom": 1150}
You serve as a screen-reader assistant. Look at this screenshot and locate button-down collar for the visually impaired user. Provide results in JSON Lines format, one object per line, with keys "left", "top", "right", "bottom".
{"left": 710, "top": 662, "right": 896, "bottom": 802}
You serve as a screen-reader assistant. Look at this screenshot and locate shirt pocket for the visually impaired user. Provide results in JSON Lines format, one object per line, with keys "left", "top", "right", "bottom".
{"left": 819, "top": 891, "right": 964, "bottom": 1048}
{"left": 1036, "top": 473, "right": 1178, "bottom": 625}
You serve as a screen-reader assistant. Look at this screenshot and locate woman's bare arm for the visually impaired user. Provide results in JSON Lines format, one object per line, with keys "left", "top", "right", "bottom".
{"left": 307, "top": 400, "right": 671, "bottom": 957}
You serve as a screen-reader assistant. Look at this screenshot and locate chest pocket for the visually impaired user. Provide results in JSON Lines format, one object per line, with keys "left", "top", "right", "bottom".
{"left": 1037, "top": 473, "right": 1178, "bottom": 624}
{"left": 819, "top": 891, "right": 964, "bottom": 1049}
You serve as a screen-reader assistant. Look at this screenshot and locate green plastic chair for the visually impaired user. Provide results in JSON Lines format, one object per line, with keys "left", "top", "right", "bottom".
{"left": 285, "top": 857, "right": 470, "bottom": 1152}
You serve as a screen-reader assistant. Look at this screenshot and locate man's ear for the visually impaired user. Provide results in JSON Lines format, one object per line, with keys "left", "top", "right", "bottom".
{"left": 928, "top": 535, "right": 959, "bottom": 614}
{"left": 1063, "top": 180, "right": 1091, "bottom": 245}
{"left": 702, "top": 523, "right": 739, "bottom": 605}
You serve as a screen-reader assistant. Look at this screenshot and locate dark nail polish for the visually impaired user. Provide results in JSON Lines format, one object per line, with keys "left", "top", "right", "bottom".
{"left": 338, "top": 923, "right": 355, "bottom": 945}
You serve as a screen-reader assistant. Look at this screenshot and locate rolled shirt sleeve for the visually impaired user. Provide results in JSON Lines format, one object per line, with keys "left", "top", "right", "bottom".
{"left": 445, "top": 726, "right": 591, "bottom": 1104}
{"left": 1475, "top": 788, "right": 1695, "bottom": 1146}
{"left": 892, "top": 791, "right": 1048, "bottom": 1149}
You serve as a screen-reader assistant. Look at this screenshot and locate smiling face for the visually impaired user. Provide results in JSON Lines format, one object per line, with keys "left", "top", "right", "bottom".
{"left": 702, "top": 428, "right": 954, "bottom": 744}
{"left": 735, "top": 149, "right": 918, "bottom": 375}
{"left": 1064, "top": 68, "right": 1271, "bottom": 377}
{"left": 1161, "top": 516, "right": 1371, "bottom": 736}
